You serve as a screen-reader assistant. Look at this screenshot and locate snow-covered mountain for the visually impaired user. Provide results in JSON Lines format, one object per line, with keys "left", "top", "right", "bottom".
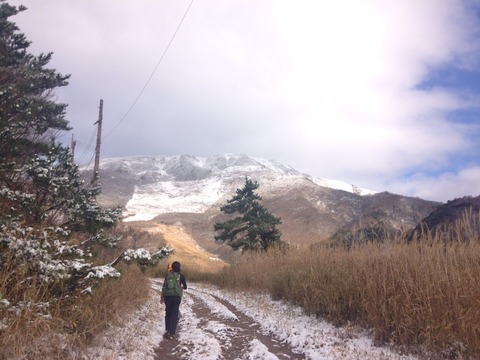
{"left": 86, "top": 154, "right": 376, "bottom": 222}
{"left": 83, "top": 154, "right": 439, "bottom": 252}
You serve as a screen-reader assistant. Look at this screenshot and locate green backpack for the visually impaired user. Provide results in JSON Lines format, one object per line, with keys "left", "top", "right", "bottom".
{"left": 163, "top": 272, "right": 182, "bottom": 297}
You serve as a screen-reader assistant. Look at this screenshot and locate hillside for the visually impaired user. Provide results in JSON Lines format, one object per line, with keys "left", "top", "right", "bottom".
{"left": 408, "top": 195, "right": 480, "bottom": 241}
{"left": 83, "top": 154, "right": 441, "bottom": 258}
{"left": 129, "top": 221, "right": 228, "bottom": 273}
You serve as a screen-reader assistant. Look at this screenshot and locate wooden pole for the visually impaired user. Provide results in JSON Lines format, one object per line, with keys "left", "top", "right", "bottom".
{"left": 92, "top": 99, "right": 103, "bottom": 185}
{"left": 71, "top": 133, "right": 76, "bottom": 162}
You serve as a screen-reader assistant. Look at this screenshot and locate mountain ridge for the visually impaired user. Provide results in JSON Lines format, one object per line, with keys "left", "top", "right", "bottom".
{"left": 85, "top": 154, "right": 378, "bottom": 216}
{"left": 83, "top": 154, "right": 440, "bottom": 257}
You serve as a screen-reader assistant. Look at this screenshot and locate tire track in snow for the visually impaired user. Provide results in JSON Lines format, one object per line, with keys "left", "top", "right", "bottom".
{"left": 192, "top": 288, "right": 305, "bottom": 359}
{"left": 155, "top": 286, "right": 304, "bottom": 359}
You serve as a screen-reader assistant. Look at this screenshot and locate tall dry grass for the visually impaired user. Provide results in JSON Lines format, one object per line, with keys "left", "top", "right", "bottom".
{"left": 212, "top": 218, "right": 480, "bottom": 358}
{"left": 0, "top": 262, "right": 150, "bottom": 359}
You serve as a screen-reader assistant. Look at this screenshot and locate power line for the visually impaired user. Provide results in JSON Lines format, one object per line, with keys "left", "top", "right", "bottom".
{"left": 77, "top": 126, "right": 97, "bottom": 164}
{"left": 103, "top": 0, "right": 195, "bottom": 139}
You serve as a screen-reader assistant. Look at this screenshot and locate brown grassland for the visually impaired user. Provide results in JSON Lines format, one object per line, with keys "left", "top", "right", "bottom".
{"left": 208, "top": 215, "right": 480, "bottom": 359}
{"left": 2, "top": 216, "right": 480, "bottom": 359}
{"left": 147, "top": 223, "right": 228, "bottom": 277}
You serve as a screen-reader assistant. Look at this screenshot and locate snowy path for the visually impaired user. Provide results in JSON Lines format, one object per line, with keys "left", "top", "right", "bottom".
{"left": 85, "top": 280, "right": 419, "bottom": 359}
{"left": 156, "top": 287, "right": 304, "bottom": 359}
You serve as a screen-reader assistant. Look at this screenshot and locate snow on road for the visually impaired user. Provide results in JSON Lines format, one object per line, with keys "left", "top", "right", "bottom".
{"left": 85, "top": 280, "right": 418, "bottom": 360}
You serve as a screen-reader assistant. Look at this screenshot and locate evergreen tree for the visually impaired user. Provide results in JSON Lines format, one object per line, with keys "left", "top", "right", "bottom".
{"left": 0, "top": 2, "right": 171, "bottom": 314}
{"left": 0, "top": 2, "right": 70, "bottom": 187}
{"left": 214, "top": 177, "right": 284, "bottom": 252}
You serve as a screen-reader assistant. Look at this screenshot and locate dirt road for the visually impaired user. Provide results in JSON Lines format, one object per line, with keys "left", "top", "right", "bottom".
{"left": 155, "top": 285, "right": 304, "bottom": 359}
{"left": 86, "top": 280, "right": 416, "bottom": 359}
{"left": 152, "top": 280, "right": 419, "bottom": 360}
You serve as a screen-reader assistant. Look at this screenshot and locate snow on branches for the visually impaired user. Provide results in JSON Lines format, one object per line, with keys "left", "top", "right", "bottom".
{"left": 0, "top": 2, "right": 173, "bottom": 325}
{"left": 110, "top": 246, "right": 174, "bottom": 268}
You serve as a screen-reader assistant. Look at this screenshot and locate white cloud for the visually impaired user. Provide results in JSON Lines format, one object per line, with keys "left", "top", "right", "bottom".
{"left": 388, "top": 166, "right": 480, "bottom": 202}
{"left": 8, "top": 0, "right": 480, "bottom": 201}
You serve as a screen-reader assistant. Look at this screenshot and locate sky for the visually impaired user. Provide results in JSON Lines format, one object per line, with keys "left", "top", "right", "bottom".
{"left": 7, "top": 0, "right": 480, "bottom": 202}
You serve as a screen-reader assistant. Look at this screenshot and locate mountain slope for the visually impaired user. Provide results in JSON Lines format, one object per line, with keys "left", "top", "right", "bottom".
{"left": 408, "top": 195, "right": 480, "bottom": 241}
{"left": 86, "top": 154, "right": 376, "bottom": 218}
{"left": 83, "top": 154, "right": 440, "bottom": 256}
{"left": 331, "top": 191, "right": 440, "bottom": 245}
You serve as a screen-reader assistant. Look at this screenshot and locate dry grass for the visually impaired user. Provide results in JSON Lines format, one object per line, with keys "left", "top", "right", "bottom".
{"left": 147, "top": 223, "right": 228, "bottom": 277}
{"left": 62, "top": 263, "right": 150, "bottom": 342}
{"left": 212, "top": 221, "right": 480, "bottom": 359}
{"left": 0, "top": 258, "right": 151, "bottom": 359}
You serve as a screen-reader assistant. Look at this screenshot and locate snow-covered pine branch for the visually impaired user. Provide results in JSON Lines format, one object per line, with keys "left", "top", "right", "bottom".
{"left": 109, "top": 246, "right": 174, "bottom": 267}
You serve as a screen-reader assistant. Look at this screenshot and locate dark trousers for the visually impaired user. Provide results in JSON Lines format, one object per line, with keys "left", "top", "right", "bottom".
{"left": 164, "top": 296, "right": 181, "bottom": 334}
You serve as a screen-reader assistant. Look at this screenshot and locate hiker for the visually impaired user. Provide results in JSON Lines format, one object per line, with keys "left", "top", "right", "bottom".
{"left": 161, "top": 261, "right": 187, "bottom": 339}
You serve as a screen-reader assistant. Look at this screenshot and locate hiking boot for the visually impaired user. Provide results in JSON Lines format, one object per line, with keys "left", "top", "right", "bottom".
{"left": 168, "top": 333, "right": 175, "bottom": 340}
{"left": 163, "top": 331, "right": 171, "bottom": 339}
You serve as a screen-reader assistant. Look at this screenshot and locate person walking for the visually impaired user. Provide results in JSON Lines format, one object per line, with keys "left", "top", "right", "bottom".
{"left": 161, "top": 261, "right": 187, "bottom": 339}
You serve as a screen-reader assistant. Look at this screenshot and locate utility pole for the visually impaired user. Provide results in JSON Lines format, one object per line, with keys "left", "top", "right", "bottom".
{"left": 92, "top": 99, "right": 103, "bottom": 185}
{"left": 71, "top": 133, "right": 76, "bottom": 162}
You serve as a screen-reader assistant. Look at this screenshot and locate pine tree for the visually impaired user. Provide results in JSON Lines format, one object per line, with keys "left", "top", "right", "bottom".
{"left": 214, "top": 177, "right": 284, "bottom": 252}
{"left": 0, "top": 2, "right": 171, "bottom": 314}
{"left": 0, "top": 2, "right": 70, "bottom": 187}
